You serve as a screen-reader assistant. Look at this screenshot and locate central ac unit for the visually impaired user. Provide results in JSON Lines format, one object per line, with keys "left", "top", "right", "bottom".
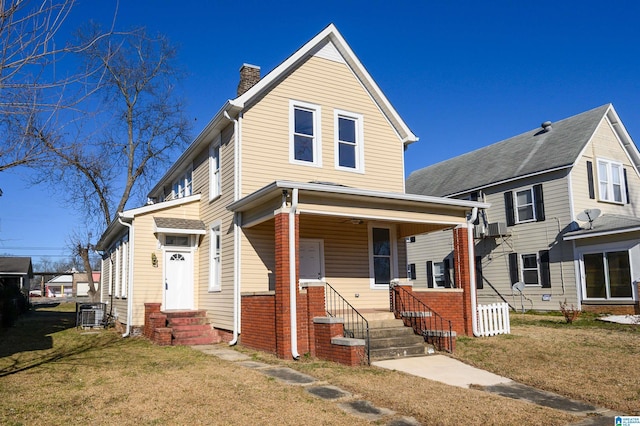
{"left": 486, "top": 222, "right": 508, "bottom": 237}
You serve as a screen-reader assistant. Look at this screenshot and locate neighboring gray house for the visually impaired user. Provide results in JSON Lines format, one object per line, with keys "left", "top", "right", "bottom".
{"left": 0, "top": 257, "right": 33, "bottom": 290}
{"left": 407, "top": 104, "right": 640, "bottom": 313}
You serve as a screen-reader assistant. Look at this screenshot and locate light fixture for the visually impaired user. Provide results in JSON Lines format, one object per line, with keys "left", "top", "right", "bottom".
{"left": 349, "top": 218, "right": 363, "bottom": 225}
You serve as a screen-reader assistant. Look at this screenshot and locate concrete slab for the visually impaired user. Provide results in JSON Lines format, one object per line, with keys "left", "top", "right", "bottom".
{"left": 485, "top": 382, "right": 597, "bottom": 413}
{"left": 387, "top": 417, "right": 422, "bottom": 426}
{"left": 598, "top": 315, "right": 640, "bottom": 325}
{"left": 237, "top": 361, "right": 270, "bottom": 369}
{"left": 306, "top": 385, "right": 351, "bottom": 400}
{"left": 261, "top": 367, "right": 316, "bottom": 385}
{"left": 373, "top": 355, "right": 512, "bottom": 388}
{"left": 192, "top": 346, "right": 250, "bottom": 361}
{"left": 338, "top": 400, "right": 395, "bottom": 422}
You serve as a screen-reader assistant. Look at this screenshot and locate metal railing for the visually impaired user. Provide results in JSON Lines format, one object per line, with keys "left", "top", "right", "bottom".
{"left": 389, "top": 283, "right": 454, "bottom": 353}
{"left": 325, "top": 282, "right": 370, "bottom": 365}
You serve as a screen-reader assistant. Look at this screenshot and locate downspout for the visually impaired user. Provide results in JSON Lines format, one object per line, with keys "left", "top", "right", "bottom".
{"left": 225, "top": 110, "right": 241, "bottom": 345}
{"left": 467, "top": 207, "right": 481, "bottom": 337}
{"left": 289, "top": 187, "right": 300, "bottom": 359}
{"left": 118, "top": 215, "right": 134, "bottom": 338}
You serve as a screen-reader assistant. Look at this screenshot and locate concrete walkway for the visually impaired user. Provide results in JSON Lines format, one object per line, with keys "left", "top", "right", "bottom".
{"left": 194, "top": 345, "right": 624, "bottom": 425}
{"left": 373, "top": 355, "right": 623, "bottom": 425}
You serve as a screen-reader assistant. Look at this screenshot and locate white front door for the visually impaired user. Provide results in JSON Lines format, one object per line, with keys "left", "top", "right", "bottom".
{"left": 164, "top": 250, "right": 194, "bottom": 310}
{"left": 299, "top": 239, "right": 324, "bottom": 281}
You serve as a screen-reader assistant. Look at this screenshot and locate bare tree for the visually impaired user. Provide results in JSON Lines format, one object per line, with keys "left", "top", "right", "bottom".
{"left": 36, "top": 25, "right": 191, "bottom": 301}
{"left": 0, "top": 0, "right": 115, "bottom": 172}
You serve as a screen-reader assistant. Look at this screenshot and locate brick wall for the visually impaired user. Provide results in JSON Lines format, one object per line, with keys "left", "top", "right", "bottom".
{"left": 410, "top": 288, "right": 466, "bottom": 336}
{"left": 313, "top": 318, "right": 365, "bottom": 366}
{"left": 452, "top": 226, "right": 473, "bottom": 335}
{"left": 240, "top": 293, "right": 276, "bottom": 353}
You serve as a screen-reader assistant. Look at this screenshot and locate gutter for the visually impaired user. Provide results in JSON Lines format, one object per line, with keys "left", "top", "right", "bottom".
{"left": 289, "top": 188, "right": 300, "bottom": 359}
{"left": 225, "top": 110, "right": 241, "bottom": 346}
{"left": 466, "top": 207, "right": 480, "bottom": 337}
{"left": 118, "top": 215, "right": 134, "bottom": 338}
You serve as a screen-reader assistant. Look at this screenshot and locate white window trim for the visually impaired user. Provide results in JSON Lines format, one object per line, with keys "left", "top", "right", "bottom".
{"left": 114, "top": 242, "right": 121, "bottom": 298}
{"left": 367, "top": 222, "right": 398, "bottom": 289}
{"left": 333, "top": 109, "right": 364, "bottom": 173}
{"left": 121, "top": 239, "right": 128, "bottom": 298}
{"left": 107, "top": 253, "right": 113, "bottom": 296}
{"left": 520, "top": 253, "right": 541, "bottom": 287}
{"left": 209, "top": 220, "right": 222, "bottom": 292}
{"left": 514, "top": 187, "right": 536, "bottom": 224}
{"left": 432, "top": 261, "right": 447, "bottom": 288}
{"left": 596, "top": 158, "right": 626, "bottom": 204}
{"left": 172, "top": 166, "right": 193, "bottom": 200}
{"left": 289, "top": 100, "right": 322, "bottom": 167}
{"left": 209, "top": 135, "right": 222, "bottom": 201}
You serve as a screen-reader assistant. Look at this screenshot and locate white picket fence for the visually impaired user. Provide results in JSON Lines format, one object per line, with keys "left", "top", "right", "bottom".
{"left": 476, "top": 302, "right": 511, "bottom": 337}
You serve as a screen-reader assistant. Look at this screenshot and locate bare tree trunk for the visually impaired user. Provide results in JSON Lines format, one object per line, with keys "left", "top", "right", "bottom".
{"left": 77, "top": 244, "right": 99, "bottom": 302}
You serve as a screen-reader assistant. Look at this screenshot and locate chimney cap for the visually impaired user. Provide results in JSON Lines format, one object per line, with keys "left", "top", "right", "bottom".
{"left": 239, "top": 63, "right": 260, "bottom": 71}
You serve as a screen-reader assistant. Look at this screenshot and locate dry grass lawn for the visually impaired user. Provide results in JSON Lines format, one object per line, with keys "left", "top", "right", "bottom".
{"left": 2, "top": 304, "right": 634, "bottom": 425}
{"left": 453, "top": 312, "right": 640, "bottom": 415}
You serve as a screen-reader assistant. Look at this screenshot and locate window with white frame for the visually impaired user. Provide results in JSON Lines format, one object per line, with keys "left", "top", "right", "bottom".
{"left": 432, "top": 262, "right": 446, "bottom": 287}
{"left": 114, "top": 242, "right": 121, "bottom": 297}
{"left": 121, "top": 239, "right": 128, "bottom": 298}
{"left": 597, "top": 159, "right": 626, "bottom": 203}
{"left": 521, "top": 253, "right": 539, "bottom": 286}
{"left": 210, "top": 137, "right": 221, "bottom": 200}
{"left": 334, "top": 110, "right": 364, "bottom": 171}
{"left": 172, "top": 169, "right": 192, "bottom": 199}
{"left": 515, "top": 188, "right": 535, "bottom": 222}
{"left": 209, "top": 223, "right": 221, "bottom": 291}
{"left": 290, "top": 100, "right": 321, "bottom": 166}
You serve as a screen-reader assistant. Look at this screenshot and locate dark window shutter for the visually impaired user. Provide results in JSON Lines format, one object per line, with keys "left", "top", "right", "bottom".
{"left": 533, "top": 184, "right": 545, "bottom": 222}
{"left": 426, "top": 261, "right": 434, "bottom": 288}
{"left": 443, "top": 259, "right": 451, "bottom": 288}
{"left": 586, "top": 161, "right": 595, "bottom": 199}
{"left": 504, "top": 191, "right": 515, "bottom": 226}
{"left": 508, "top": 252, "right": 519, "bottom": 285}
{"left": 408, "top": 264, "right": 416, "bottom": 280}
{"left": 539, "top": 250, "right": 551, "bottom": 288}
{"left": 475, "top": 255, "right": 483, "bottom": 289}
{"left": 469, "top": 192, "right": 479, "bottom": 201}
{"left": 624, "top": 168, "right": 630, "bottom": 204}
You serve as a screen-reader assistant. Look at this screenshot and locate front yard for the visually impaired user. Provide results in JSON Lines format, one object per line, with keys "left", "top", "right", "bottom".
{"left": 1, "top": 304, "right": 637, "bottom": 425}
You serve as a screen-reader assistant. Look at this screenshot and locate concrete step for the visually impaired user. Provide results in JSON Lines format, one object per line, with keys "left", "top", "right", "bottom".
{"left": 370, "top": 343, "right": 427, "bottom": 361}
{"left": 369, "top": 334, "right": 426, "bottom": 350}
{"left": 367, "top": 319, "right": 406, "bottom": 329}
{"left": 367, "top": 326, "right": 417, "bottom": 339}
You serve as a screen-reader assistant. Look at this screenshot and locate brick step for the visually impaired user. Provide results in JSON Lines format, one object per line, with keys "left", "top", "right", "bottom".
{"left": 172, "top": 327, "right": 215, "bottom": 339}
{"left": 167, "top": 316, "right": 208, "bottom": 326}
{"left": 369, "top": 334, "right": 426, "bottom": 350}
{"left": 172, "top": 334, "right": 221, "bottom": 346}
{"left": 163, "top": 310, "right": 207, "bottom": 318}
{"left": 370, "top": 343, "right": 427, "bottom": 361}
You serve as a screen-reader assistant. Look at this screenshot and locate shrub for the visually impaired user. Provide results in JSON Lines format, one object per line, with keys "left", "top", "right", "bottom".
{"left": 559, "top": 299, "right": 581, "bottom": 324}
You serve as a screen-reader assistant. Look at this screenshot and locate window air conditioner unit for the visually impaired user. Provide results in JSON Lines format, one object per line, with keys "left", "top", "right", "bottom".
{"left": 473, "top": 224, "right": 485, "bottom": 239}
{"left": 486, "top": 222, "right": 508, "bottom": 237}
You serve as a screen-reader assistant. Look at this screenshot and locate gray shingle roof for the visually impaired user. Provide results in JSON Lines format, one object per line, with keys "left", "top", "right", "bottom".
{"left": 406, "top": 104, "right": 611, "bottom": 197}
{"left": 0, "top": 257, "right": 33, "bottom": 276}
{"left": 565, "top": 214, "right": 640, "bottom": 238}
{"left": 154, "top": 217, "right": 206, "bottom": 231}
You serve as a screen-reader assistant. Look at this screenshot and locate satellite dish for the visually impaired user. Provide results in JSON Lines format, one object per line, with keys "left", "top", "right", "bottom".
{"left": 576, "top": 209, "right": 601, "bottom": 229}
{"left": 512, "top": 281, "right": 525, "bottom": 293}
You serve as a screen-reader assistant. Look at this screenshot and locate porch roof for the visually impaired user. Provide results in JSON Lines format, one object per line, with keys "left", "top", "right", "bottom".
{"left": 228, "top": 181, "right": 489, "bottom": 229}
{"left": 563, "top": 214, "right": 640, "bottom": 241}
{"left": 154, "top": 217, "right": 206, "bottom": 235}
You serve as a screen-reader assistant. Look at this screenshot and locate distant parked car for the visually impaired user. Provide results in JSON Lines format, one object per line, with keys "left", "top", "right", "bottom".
{"left": 29, "top": 290, "right": 42, "bottom": 297}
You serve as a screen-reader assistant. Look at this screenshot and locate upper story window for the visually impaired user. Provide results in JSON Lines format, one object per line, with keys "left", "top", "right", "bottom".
{"left": 210, "top": 137, "right": 221, "bottom": 201}
{"left": 334, "top": 110, "right": 364, "bottom": 172}
{"left": 290, "top": 100, "right": 321, "bottom": 167}
{"left": 504, "top": 184, "right": 545, "bottom": 226}
{"left": 172, "top": 170, "right": 192, "bottom": 199}
{"left": 515, "top": 188, "right": 535, "bottom": 222}
{"left": 597, "top": 159, "right": 626, "bottom": 203}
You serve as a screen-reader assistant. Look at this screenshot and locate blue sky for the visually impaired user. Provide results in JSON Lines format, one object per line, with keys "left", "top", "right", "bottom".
{"left": 2, "top": 0, "right": 640, "bottom": 264}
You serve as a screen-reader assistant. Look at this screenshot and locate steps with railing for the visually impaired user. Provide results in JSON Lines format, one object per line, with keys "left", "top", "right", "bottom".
{"left": 389, "top": 283, "right": 454, "bottom": 353}
{"left": 325, "top": 282, "right": 370, "bottom": 364}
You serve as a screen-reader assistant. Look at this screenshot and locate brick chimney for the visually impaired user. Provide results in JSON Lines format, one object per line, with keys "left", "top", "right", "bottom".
{"left": 237, "top": 64, "right": 261, "bottom": 96}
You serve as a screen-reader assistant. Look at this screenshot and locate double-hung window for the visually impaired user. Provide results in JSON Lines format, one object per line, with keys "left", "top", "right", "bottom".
{"left": 210, "top": 137, "right": 221, "bottom": 201}
{"left": 334, "top": 110, "right": 364, "bottom": 172}
{"left": 515, "top": 188, "right": 535, "bottom": 222}
{"left": 521, "top": 253, "right": 539, "bottom": 286}
{"left": 290, "top": 100, "right": 321, "bottom": 166}
{"left": 209, "top": 222, "right": 221, "bottom": 292}
{"left": 597, "top": 159, "right": 626, "bottom": 203}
